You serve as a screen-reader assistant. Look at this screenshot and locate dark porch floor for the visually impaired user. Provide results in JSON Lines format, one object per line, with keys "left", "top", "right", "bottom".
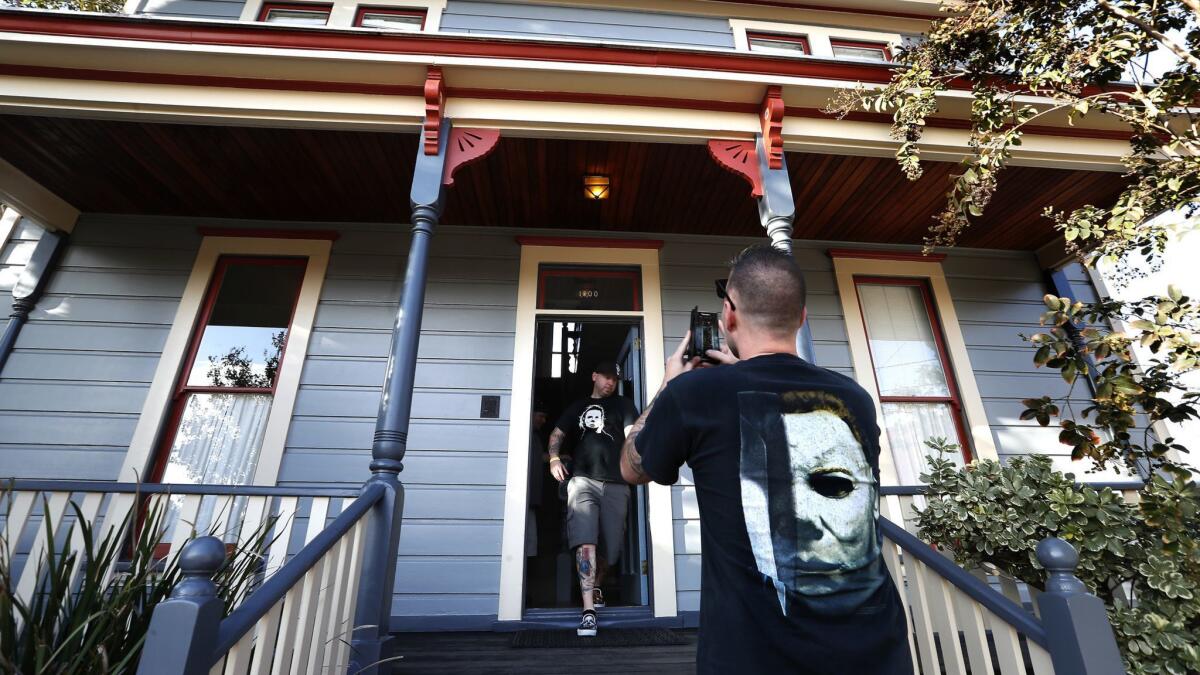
{"left": 389, "top": 630, "right": 699, "bottom": 674}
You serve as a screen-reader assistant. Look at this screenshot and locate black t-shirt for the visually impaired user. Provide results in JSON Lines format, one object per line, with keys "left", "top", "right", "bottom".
{"left": 635, "top": 354, "right": 911, "bottom": 675}
{"left": 555, "top": 394, "right": 640, "bottom": 483}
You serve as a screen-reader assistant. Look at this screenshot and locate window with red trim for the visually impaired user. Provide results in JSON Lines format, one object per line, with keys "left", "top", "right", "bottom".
{"left": 747, "top": 32, "right": 811, "bottom": 56}
{"left": 354, "top": 6, "right": 426, "bottom": 30}
{"left": 830, "top": 39, "right": 892, "bottom": 63}
{"left": 854, "top": 277, "right": 971, "bottom": 483}
{"left": 151, "top": 256, "right": 307, "bottom": 488}
{"left": 258, "top": 2, "right": 332, "bottom": 25}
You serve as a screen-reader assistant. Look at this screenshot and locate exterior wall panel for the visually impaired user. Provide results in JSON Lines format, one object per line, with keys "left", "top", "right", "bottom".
{"left": 131, "top": 0, "right": 245, "bottom": 19}
{"left": 441, "top": 1, "right": 735, "bottom": 48}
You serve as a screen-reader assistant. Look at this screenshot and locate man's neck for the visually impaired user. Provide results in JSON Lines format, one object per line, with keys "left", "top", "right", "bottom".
{"left": 732, "top": 335, "right": 799, "bottom": 361}
{"left": 590, "top": 391, "right": 607, "bottom": 399}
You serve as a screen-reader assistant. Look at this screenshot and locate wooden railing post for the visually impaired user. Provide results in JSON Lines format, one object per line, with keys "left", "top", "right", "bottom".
{"left": 136, "top": 536, "right": 225, "bottom": 675}
{"left": 1035, "top": 538, "right": 1125, "bottom": 675}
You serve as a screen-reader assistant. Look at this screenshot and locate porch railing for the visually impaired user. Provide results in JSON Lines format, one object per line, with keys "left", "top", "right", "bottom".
{"left": 137, "top": 481, "right": 388, "bottom": 675}
{"left": 1, "top": 479, "right": 361, "bottom": 610}
{"left": 879, "top": 483, "right": 1135, "bottom": 675}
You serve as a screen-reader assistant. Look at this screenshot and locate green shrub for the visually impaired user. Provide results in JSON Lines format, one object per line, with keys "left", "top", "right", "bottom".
{"left": 0, "top": 491, "right": 274, "bottom": 674}
{"left": 918, "top": 445, "right": 1200, "bottom": 675}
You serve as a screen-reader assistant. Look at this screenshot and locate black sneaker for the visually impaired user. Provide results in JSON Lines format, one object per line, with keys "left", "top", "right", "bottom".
{"left": 592, "top": 588, "right": 606, "bottom": 608}
{"left": 577, "top": 610, "right": 597, "bottom": 637}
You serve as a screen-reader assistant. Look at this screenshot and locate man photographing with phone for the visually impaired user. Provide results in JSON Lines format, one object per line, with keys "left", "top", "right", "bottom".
{"left": 621, "top": 245, "right": 912, "bottom": 674}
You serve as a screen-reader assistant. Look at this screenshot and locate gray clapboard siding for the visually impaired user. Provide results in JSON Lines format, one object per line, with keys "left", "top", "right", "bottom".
{"left": 131, "top": 0, "right": 244, "bottom": 19}
{"left": 441, "top": 1, "right": 734, "bottom": 49}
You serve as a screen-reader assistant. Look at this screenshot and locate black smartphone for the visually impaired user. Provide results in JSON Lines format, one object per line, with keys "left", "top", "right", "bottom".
{"left": 686, "top": 306, "right": 721, "bottom": 363}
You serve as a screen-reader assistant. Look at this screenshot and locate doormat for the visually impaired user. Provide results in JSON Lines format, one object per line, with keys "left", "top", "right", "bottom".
{"left": 510, "top": 628, "right": 689, "bottom": 649}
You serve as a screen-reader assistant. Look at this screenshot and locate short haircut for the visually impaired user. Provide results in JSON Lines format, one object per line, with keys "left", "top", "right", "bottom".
{"left": 726, "top": 244, "right": 807, "bottom": 337}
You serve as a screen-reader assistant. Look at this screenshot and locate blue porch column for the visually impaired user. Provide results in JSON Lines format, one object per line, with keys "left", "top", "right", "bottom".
{"left": 0, "top": 227, "right": 64, "bottom": 376}
{"left": 350, "top": 119, "right": 452, "bottom": 672}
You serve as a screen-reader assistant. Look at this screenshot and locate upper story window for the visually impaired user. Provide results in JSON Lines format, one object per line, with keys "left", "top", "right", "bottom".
{"left": 830, "top": 39, "right": 892, "bottom": 63}
{"left": 354, "top": 6, "right": 425, "bottom": 30}
{"left": 243, "top": 0, "right": 444, "bottom": 31}
{"left": 259, "top": 3, "right": 332, "bottom": 25}
{"left": 747, "top": 32, "right": 811, "bottom": 56}
{"left": 732, "top": 19, "right": 900, "bottom": 64}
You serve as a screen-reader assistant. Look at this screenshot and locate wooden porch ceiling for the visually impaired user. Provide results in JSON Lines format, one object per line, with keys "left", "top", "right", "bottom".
{"left": 0, "top": 115, "right": 1127, "bottom": 249}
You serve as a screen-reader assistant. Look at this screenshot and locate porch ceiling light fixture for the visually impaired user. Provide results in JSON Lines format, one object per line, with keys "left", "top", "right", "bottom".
{"left": 583, "top": 175, "right": 610, "bottom": 200}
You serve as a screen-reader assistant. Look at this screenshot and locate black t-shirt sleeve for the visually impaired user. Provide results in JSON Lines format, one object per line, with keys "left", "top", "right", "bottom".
{"left": 634, "top": 386, "right": 688, "bottom": 485}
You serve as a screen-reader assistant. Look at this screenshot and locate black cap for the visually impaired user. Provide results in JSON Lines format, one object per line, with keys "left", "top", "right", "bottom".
{"left": 593, "top": 361, "right": 621, "bottom": 378}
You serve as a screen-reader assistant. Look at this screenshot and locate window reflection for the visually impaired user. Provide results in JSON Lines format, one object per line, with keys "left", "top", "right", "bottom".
{"left": 186, "top": 261, "right": 304, "bottom": 388}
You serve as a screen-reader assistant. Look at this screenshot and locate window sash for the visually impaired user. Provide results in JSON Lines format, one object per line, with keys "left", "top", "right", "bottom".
{"left": 355, "top": 7, "right": 426, "bottom": 29}
{"left": 747, "top": 32, "right": 811, "bottom": 55}
{"left": 855, "top": 276, "right": 972, "bottom": 465}
{"left": 830, "top": 39, "right": 891, "bottom": 62}
{"left": 259, "top": 4, "right": 331, "bottom": 25}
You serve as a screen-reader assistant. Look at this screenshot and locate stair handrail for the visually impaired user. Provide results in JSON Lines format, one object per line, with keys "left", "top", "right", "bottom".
{"left": 879, "top": 516, "right": 1049, "bottom": 647}
{"left": 136, "top": 480, "right": 389, "bottom": 675}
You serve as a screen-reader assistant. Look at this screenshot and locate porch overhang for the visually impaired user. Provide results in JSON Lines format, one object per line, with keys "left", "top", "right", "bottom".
{"left": 0, "top": 114, "right": 1127, "bottom": 250}
{"left": 0, "top": 9, "right": 1132, "bottom": 171}
{"left": 0, "top": 10, "right": 1133, "bottom": 249}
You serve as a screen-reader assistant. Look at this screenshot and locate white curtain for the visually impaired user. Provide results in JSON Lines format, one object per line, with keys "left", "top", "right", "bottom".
{"left": 857, "top": 284, "right": 950, "bottom": 397}
{"left": 161, "top": 393, "right": 272, "bottom": 541}
{"left": 881, "top": 402, "right": 963, "bottom": 485}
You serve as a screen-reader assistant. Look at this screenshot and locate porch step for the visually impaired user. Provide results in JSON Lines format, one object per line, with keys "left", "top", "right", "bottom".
{"left": 387, "top": 630, "right": 698, "bottom": 674}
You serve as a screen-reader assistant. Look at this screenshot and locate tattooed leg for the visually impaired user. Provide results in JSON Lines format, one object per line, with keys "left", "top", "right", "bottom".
{"left": 576, "top": 544, "right": 597, "bottom": 611}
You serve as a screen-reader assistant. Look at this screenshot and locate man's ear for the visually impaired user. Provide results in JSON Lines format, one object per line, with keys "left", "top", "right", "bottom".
{"left": 722, "top": 302, "right": 737, "bottom": 335}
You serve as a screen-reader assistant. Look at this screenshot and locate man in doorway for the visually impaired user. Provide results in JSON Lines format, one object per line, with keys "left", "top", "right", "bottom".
{"left": 620, "top": 245, "right": 911, "bottom": 674}
{"left": 548, "top": 361, "right": 639, "bottom": 637}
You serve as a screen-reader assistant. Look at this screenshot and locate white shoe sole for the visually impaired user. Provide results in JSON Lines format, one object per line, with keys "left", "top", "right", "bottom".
{"left": 577, "top": 628, "right": 597, "bottom": 637}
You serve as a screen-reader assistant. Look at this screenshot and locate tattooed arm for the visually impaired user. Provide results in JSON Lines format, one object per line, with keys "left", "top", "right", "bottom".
{"left": 622, "top": 333, "right": 700, "bottom": 485}
{"left": 620, "top": 400, "right": 657, "bottom": 485}
{"left": 548, "top": 428, "right": 569, "bottom": 482}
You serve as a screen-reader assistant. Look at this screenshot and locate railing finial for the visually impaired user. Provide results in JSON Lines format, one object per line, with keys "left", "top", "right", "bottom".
{"left": 1034, "top": 537, "right": 1125, "bottom": 675}
{"left": 173, "top": 536, "right": 225, "bottom": 598}
{"left": 1036, "top": 537, "right": 1087, "bottom": 595}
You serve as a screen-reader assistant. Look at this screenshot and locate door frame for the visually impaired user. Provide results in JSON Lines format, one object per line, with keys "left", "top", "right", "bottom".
{"left": 496, "top": 241, "right": 674, "bottom": 621}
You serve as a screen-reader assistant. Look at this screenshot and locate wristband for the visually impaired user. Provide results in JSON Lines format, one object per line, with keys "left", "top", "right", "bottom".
{"left": 549, "top": 457, "right": 562, "bottom": 464}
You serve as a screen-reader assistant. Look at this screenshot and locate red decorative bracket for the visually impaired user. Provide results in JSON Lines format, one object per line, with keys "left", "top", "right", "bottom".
{"left": 760, "top": 85, "right": 784, "bottom": 170}
{"left": 707, "top": 140, "right": 762, "bottom": 197}
{"left": 442, "top": 128, "right": 501, "bottom": 186}
{"left": 423, "top": 66, "right": 444, "bottom": 156}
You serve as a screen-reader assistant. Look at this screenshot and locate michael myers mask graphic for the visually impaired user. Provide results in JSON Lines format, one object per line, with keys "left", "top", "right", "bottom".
{"left": 578, "top": 404, "right": 613, "bottom": 440}
{"left": 739, "top": 391, "right": 885, "bottom": 617}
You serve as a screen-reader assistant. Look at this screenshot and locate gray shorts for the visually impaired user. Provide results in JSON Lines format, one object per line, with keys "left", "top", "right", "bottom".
{"left": 566, "top": 476, "right": 630, "bottom": 563}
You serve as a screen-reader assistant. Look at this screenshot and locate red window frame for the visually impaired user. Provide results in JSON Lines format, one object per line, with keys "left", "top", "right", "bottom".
{"left": 257, "top": 2, "right": 333, "bottom": 23}
{"left": 148, "top": 256, "right": 308, "bottom": 483}
{"left": 353, "top": 6, "right": 427, "bottom": 29}
{"left": 854, "top": 276, "right": 972, "bottom": 462}
{"left": 746, "top": 31, "right": 812, "bottom": 55}
{"left": 829, "top": 39, "right": 893, "bottom": 62}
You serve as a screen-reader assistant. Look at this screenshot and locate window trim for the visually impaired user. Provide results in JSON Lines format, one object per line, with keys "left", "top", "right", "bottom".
{"left": 853, "top": 275, "right": 972, "bottom": 462}
{"left": 118, "top": 235, "right": 332, "bottom": 486}
{"left": 746, "top": 31, "right": 812, "bottom": 56}
{"left": 257, "top": 2, "right": 333, "bottom": 24}
{"left": 730, "top": 19, "right": 901, "bottom": 61}
{"left": 147, "top": 256, "right": 308, "bottom": 483}
{"left": 830, "top": 38, "right": 893, "bottom": 62}
{"left": 353, "top": 5, "right": 426, "bottom": 29}
{"left": 241, "top": 0, "right": 444, "bottom": 31}
{"left": 831, "top": 251, "right": 998, "bottom": 486}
